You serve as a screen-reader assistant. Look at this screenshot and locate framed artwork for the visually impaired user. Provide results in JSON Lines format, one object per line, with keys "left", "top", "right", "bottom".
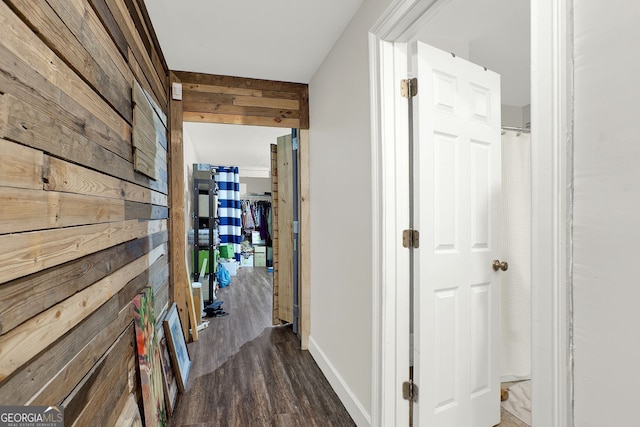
{"left": 133, "top": 287, "right": 167, "bottom": 427}
{"left": 163, "top": 302, "right": 191, "bottom": 392}
{"left": 156, "top": 311, "right": 179, "bottom": 415}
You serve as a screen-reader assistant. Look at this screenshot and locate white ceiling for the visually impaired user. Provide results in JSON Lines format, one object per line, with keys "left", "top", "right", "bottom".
{"left": 143, "top": 0, "right": 363, "bottom": 83}
{"left": 146, "top": 0, "right": 530, "bottom": 173}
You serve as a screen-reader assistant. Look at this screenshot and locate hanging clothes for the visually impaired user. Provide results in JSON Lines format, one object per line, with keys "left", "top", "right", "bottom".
{"left": 242, "top": 200, "right": 256, "bottom": 231}
{"left": 240, "top": 199, "right": 272, "bottom": 245}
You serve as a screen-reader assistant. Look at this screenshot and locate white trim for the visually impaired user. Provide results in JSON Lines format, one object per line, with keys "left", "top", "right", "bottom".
{"left": 369, "top": 0, "right": 574, "bottom": 426}
{"left": 530, "top": 0, "right": 574, "bottom": 425}
{"left": 308, "top": 336, "right": 371, "bottom": 427}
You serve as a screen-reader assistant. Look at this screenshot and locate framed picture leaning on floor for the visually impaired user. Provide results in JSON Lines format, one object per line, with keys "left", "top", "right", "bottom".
{"left": 163, "top": 302, "right": 191, "bottom": 392}
{"left": 156, "top": 310, "right": 179, "bottom": 414}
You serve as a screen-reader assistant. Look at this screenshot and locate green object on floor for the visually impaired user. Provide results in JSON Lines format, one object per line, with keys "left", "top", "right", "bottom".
{"left": 192, "top": 250, "right": 219, "bottom": 274}
{"left": 219, "top": 244, "right": 234, "bottom": 259}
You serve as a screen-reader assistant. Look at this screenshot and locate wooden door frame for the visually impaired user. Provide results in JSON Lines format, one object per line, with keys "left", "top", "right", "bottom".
{"left": 168, "top": 71, "right": 311, "bottom": 348}
{"left": 368, "top": 0, "right": 573, "bottom": 426}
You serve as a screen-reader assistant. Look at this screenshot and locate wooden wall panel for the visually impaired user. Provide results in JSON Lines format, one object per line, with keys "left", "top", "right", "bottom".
{"left": 299, "top": 129, "right": 311, "bottom": 350}
{"left": 271, "top": 144, "right": 280, "bottom": 324}
{"left": 277, "top": 135, "right": 294, "bottom": 323}
{"left": 0, "top": 0, "right": 171, "bottom": 422}
{"left": 169, "top": 72, "right": 191, "bottom": 339}
{"left": 175, "top": 71, "right": 310, "bottom": 129}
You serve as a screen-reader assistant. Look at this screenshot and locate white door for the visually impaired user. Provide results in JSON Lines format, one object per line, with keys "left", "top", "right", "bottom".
{"left": 412, "top": 42, "right": 502, "bottom": 427}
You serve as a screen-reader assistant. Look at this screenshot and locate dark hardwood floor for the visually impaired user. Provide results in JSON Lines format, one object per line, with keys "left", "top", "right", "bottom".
{"left": 169, "top": 267, "right": 355, "bottom": 427}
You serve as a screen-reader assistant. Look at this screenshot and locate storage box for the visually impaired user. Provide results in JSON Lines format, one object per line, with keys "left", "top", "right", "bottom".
{"left": 253, "top": 245, "right": 266, "bottom": 253}
{"left": 240, "top": 255, "right": 254, "bottom": 267}
{"left": 219, "top": 259, "right": 238, "bottom": 276}
{"left": 191, "top": 250, "right": 218, "bottom": 274}
{"left": 219, "top": 244, "right": 234, "bottom": 259}
{"left": 252, "top": 231, "right": 265, "bottom": 245}
{"left": 254, "top": 252, "right": 266, "bottom": 267}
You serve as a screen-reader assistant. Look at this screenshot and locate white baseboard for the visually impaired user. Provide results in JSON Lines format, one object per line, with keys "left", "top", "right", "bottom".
{"left": 308, "top": 335, "right": 371, "bottom": 427}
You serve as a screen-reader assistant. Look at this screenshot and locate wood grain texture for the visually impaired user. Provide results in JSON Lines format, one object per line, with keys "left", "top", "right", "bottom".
{"left": 0, "top": 186, "right": 125, "bottom": 234}
{"left": 27, "top": 302, "right": 134, "bottom": 405}
{"left": 0, "top": 1, "right": 130, "bottom": 141}
{"left": 183, "top": 111, "right": 299, "bottom": 128}
{"left": 176, "top": 70, "right": 309, "bottom": 130}
{"left": 124, "top": 200, "right": 168, "bottom": 220}
{"left": 277, "top": 135, "right": 294, "bottom": 323}
{"left": 0, "top": 219, "right": 167, "bottom": 285}
{"left": 0, "top": 244, "right": 165, "bottom": 381}
{"left": 0, "top": 0, "right": 169, "bottom": 421}
{"left": 0, "top": 138, "right": 43, "bottom": 190}
{"left": 0, "top": 92, "right": 134, "bottom": 181}
{"left": 62, "top": 323, "right": 136, "bottom": 426}
{"left": 169, "top": 72, "right": 190, "bottom": 339}
{"left": 169, "top": 268, "right": 355, "bottom": 427}
{"left": 87, "top": 0, "right": 129, "bottom": 58}
{"left": 271, "top": 143, "right": 280, "bottom": 324}
{"left": 0, "top": 293, "right": 121, "bottom": 405}
{"left": 299, "top": 129, "right": 310, "bottom": 349}
{"left": 182, "top": 101, "right": 299, "bottom": 121}
{"left": 0, "top": 232, "right": 166, "bottom": 335}
{"left": 62, "top": 0, "right": 136, "bottom": 89}
{"left": 0, "top": 49, "right": 133, "bottom": 164}
{"left": 103, "top": 0, "right": 166, "bottom": 106}
{"left": 0, "top": 90, "right": 166, "bottom": 195}
{"left": 5, "top": 0, "right": 132, "bottom": 122}
{"left": 44, "top": 156, "right": 168, "bottom": 205}
{"left": 124, "top": 0, "right": 168, "bottom": 84}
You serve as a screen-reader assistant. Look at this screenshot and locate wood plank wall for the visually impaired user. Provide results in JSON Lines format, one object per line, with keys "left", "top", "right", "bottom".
{"left": 270, "top": 144, "right": 280, "bottom": 324}
{"left": 0, "top": 0, "right": 170, "bottom": 424}
{"left": 174, "top": 71, "right": 310, "bottom": 129}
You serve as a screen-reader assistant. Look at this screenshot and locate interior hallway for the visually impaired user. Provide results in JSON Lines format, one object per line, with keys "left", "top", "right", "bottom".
{"left": 169, "top": 267, "right": 355, "bottom": 426}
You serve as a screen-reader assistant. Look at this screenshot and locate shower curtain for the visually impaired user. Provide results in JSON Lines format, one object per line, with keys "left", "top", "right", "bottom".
{"left": 500, "top": 130, "right": 532, "bottom": 381}
{"left": 215, "top": 166, "right": 242, "bottom": 261}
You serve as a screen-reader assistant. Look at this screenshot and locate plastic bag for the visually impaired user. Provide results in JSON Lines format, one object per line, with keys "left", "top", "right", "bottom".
{"left": 217, "top": 263, "right": 231, "bottom": 288}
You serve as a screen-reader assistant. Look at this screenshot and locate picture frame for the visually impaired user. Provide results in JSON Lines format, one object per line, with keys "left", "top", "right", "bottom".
{"left": 163, "top": 302, "right": 191, "bottom": 392}
{"left": 132, "top": 288, "right": 167, "bottom": 426}
{"left": 156, "top": 311, "right": 179, "bottom": 414}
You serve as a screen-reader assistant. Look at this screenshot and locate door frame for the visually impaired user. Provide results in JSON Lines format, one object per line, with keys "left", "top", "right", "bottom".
{"left": 369, "top": 1, "right": 573, "bottom": 426}
{"left": 168, "top": 72, "right": 311, "bottom": 348}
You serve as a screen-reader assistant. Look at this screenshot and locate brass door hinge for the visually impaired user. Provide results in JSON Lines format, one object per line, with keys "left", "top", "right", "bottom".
{"left": 402, "top": 229, "right": 420, "bottom": 249}
{"left": 402, "top": 380, "right": 419, "bottom": 402}
{"left": 401, "top": 78, "right": 418, "bottom": 98}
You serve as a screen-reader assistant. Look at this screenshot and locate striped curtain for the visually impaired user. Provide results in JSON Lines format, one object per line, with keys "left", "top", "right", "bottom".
{"left": 215, "top": 166, "right": 241, "bottom": 261}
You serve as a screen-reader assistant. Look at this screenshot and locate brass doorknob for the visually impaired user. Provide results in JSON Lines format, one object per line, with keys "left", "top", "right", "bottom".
{"left": 492, "top": 260, "right": 508, "bottom": 272}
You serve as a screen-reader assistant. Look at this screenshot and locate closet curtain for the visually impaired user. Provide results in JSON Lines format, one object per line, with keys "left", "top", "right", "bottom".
{"left": 500, "top": 130, "right": 532, "bottom": 381}
{"left": 215, "top": 166, "right": 242, "bottom": 261}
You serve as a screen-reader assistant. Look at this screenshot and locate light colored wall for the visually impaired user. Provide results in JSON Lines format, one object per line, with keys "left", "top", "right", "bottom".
{"left": 307, "top": 0, "right": 393, "bottom": 424}
{"left": 502, "top": 104, "right": 526, "bottom": 128}
{"left": 573, "top": 2, "right": 640, "bottom": 424}
{"left": 184, "top": 128, "right": 199, "bottom": 279}
{"left": 240, "top": 177, "right": 271, "bottom": 196}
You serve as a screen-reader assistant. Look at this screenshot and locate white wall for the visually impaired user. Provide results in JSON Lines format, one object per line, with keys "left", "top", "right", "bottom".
{"left": 573, "top": 2, "right": 640, "bottom": 425}
{"left": 307, "top": 0, "right": 393, "bottom": 424}
{"left": 240, "top": 177, "right": 271, "bottom": 196}
{"left": 502, "top": 104, "right": 527, "bottom": 128}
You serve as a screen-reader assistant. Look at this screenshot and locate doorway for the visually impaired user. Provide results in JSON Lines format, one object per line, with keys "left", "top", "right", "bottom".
{"left": 168, "top": 71, "right": 311, "bottom": 348}
{"left": 369, "top": 0, "right": 572, "bottom": 426}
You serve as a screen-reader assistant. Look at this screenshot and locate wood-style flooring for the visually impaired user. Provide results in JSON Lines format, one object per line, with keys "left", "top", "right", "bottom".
{"left": 169, "top": 267, "right": 355, "bottom": 427}
{"left": 169, "top": 266, "right": 528, "bottom": 427}
{"left": 498, "top": 407, "right": 529, "bottom": 427}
